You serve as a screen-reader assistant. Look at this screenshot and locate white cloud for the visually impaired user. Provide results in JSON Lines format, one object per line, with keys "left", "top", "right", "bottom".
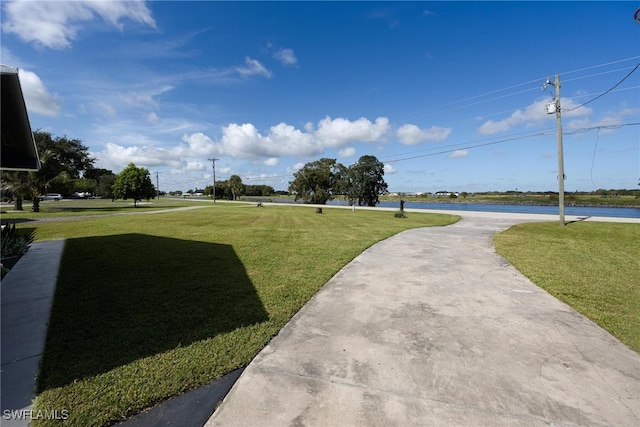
{"left": 384, "top": 163, "right": 397, "bottom": 174}
{"left": 147, "top": 112, "right": 159, "bottom": 123}
{"left": 565, "top": 107, "right": 640, "bottom": 136}
{"left": 219, "top": 123, "right": 311, "bottom": 158}
{"left": 478, "top": 98, "right": 593, "bottom": 135}
{"left": 178, "top": 116, "right": 428, "bottom": 162}
{"left": 396, "top": 124, "right": 452, "bottom": 145}
{"left": 98, "top": 142, "right": 182, "bottom": 172}
{"left": 338, "top": 147, "right": 356, "bottom": 158}
{"left": 99, "top": 115, "right": 448, "bottom": 175}
{"left": 88, "top": 101, "right": 117, "bottom": 118}
{"left": 177, "top": 133, "right": 221, "bottom": 157}
{"left": 449, "top": 150, "right": 468, "bottom": 159}
{"left": 236, "top": 57, "right": 272, "bottom": 78}
{"left": 18, "top": 69, "right": 60, "bottom": 116}
{"left": 219, "top": 123, "right": 265, "bottom": 158}
{"left": 2, "top": 0, "right": 156, "bottom": 49}
{"left": 273, "top": 48, "right": 298, "bottom": 66}
{"left": 290, "top": 162, "right": 305, "bottom": 172}
{"left": 0, "top": 46, "right": 23, "bottom": 67}
{"left": 185, "top": 161, "right": 206, "bottom": 171}
{"left": 267, "top": 123, "right": 322, "bottom": 156}
{"left": 314, "top": 116, "right": 391, "bottom": 147}
{"left": 118, "top": 85, "right": 173, "bottom": 109}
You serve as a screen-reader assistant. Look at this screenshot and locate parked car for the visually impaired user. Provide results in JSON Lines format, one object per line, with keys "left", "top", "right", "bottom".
{"left": 72, "top": 192, "right": 92, "bottom": 198}
{"left": 41, "top": 193, "right": 62, "bottom": 201}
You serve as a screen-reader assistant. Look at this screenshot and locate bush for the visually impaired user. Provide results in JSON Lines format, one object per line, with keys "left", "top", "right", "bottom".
{"left": 1, "top": 223, "right": 35, "bottom": 258}
{"left": 394, "top": 209, "right": 407, "bottom": 218}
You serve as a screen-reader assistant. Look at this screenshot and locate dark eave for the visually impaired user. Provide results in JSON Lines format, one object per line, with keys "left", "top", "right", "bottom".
{"left": 1, "top": 65, "right": 41, "bottom": 171}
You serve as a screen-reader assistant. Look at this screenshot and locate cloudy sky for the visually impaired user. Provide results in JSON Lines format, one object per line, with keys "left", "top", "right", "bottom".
{"left": 2, "top": 1, "right": 639, "bottom": 192}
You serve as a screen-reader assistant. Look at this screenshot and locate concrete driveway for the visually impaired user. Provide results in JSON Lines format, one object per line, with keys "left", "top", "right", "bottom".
{"left": 206, "top": 214, "right": 640, "bottom": 426}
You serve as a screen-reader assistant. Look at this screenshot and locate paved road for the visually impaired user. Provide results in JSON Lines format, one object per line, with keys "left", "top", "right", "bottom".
{"left": 206, "top": 214, "right": 640, "bottom": 426}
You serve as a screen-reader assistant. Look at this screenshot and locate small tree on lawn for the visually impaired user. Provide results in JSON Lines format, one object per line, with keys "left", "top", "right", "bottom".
{"left": 112, "top": 163, "right": 156, "bottom": 207}
{"left": 228, "top": 174, "right": 245, "bottom": 200}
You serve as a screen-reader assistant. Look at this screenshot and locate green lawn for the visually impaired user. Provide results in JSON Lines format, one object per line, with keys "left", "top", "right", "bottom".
{"left": 494, "top": 221, "right": 640, "bottom": 353}
{"left": 29, "top": 203, "right": 458, "bottom": 427}
{"left": 1, "top": 198, "right": 209, "bottom": 220}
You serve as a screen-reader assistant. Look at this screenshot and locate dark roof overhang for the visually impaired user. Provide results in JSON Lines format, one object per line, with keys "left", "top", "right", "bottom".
{"left": 1, "top": 65, "right": 41, "bottom": 171}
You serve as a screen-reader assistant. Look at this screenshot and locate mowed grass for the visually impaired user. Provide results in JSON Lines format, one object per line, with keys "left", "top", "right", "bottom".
{"left": 1, "top": 198, "right": 209, "bottom": 220}
{"left": 29, "top": 203, "right": 458, "bottom": 427}
{"left": 494, "top": 221, "right": 640, "bottom": 353}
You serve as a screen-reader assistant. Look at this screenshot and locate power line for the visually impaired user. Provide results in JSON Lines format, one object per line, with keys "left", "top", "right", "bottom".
{"left": 383, "top": 122, "right": 639, "bottom": 164}
{"left": 380, "top": 128, "right": 554, "bottom": 161}
{"left": 559, "top": 55, "right": 640, "bottom": 77}
{"left": 385, "top": 132, "right": 553, "bottom": 164}
{"left": 406, "top": 56, "right": 640, "bottom": 120}
{"left": 562, "top": 65, "right": 640, "bottom": 85}
{"left": 564, "top": 122, "right": 640, "bottom": 135}
{"left": 564, "top": 63, "right": 640, "bottom": 112}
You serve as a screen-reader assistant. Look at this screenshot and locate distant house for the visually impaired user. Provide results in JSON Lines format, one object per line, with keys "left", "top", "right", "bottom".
{"left": 435, "top": 191, "right": 459, "bottom": 197}
{"left": 1, "top": 65, "right": 40, "bottom": 171}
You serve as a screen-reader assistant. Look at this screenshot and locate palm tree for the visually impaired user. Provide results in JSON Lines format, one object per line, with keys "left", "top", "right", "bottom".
{"left": 1, "top": 171, "right": 29, "bottom": 211}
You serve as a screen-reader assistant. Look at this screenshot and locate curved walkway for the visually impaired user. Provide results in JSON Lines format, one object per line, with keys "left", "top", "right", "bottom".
{"left": 207, "top": 215, "right": 640, "bottom": 426}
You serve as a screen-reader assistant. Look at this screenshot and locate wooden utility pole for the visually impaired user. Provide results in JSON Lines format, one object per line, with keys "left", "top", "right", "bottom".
{"left": 545, "top": 74, "right": 565, "bottom": 226}
{"left": 155, "top": 171, "right": 160, "bottom": 199}
{"left": 208, "top": 158, "right": 219, "bottom": 203}
{"left": 554, "top": 74, "right": 565, "bottom": 226}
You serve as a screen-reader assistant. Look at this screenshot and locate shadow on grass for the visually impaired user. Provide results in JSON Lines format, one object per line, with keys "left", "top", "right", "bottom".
{"left": 44, "top": 203, "right": 180, "bottom": 214}
{"left": 37, "top": 233, "right": 268, "bottom": 391}
{"left": 0, "top": 218, "right": 35, "bottom": 225}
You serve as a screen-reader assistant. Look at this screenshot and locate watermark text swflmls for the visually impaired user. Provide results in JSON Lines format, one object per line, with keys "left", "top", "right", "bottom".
{"left": 3, "top": 409, "right": 70, "bottom": 421}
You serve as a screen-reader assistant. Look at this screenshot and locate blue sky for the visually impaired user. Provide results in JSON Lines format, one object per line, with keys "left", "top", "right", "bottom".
{"left": 2, "top": 1, "right": 639, "bottom": 193}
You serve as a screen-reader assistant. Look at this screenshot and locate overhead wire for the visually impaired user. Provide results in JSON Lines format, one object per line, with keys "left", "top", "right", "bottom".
{"left": 384, "top": 131, "right": 553, "bottom": 164}
{"left": 384, "top": 122, "right": 639, "bottom": 165}
{"left": 563, "top": 63, "right": 640, "bottom": 112}
{"left": 408, "top": 56, "right": 640, "bottom": 119}
{"left": 412, "top": 56, "right": 640, "bottom": 117}
{"left": 168, "top": 56, "right": 640, "bottom": 190}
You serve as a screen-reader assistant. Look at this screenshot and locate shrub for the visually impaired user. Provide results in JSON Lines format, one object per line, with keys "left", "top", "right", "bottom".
{"left": 1, "top": 223, "right": 35, "bottom": 258}
{"left": 394, "top": 209, "right": 407, "bottom": 218}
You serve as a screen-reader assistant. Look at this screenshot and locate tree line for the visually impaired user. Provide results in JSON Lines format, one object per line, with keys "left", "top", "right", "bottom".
{"left": 1, "top": 132, "right": 155, "bottom": 210}
{"left": 1, "top": 132, "right": 390, "bottom": 211}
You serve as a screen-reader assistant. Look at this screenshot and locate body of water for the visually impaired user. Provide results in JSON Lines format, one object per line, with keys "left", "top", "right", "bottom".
{"left": 267, "top": 198, "right": 640, "bottom": 218}
{"left": 373, "top": 201, "right": 640, "bottom": 219}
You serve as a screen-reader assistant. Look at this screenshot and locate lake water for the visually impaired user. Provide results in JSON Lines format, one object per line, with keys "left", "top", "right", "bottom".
{"left": 270, "top": 198, "right": 640, "bottom": 219}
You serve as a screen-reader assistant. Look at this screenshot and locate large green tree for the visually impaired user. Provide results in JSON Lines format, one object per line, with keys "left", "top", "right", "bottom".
{"left": 112, "top": 163, "right": 156, "bottom": 207}
{"left": 288, "top": 158, "right": 346, "bottom": 204}
{"left": 84, "top": 168, "right": 116, "bottom": 199}
{"left": 346, "top": 155, "right": 388, "bottom": 207}
{"left": 1, "top": 132, "right": 95, "bottom": 211}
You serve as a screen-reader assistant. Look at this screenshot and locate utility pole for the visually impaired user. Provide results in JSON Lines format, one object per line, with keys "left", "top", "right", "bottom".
{"left": 543, "top": 74, "right": 565, "bottom": 226}
{"left": 155, "top": 171, "right": 160, "bottom": 200}
{"left": 208, "top": 158, "right": 219, "bottom": 203}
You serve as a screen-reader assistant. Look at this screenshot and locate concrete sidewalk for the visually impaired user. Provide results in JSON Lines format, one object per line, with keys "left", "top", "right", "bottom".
{"left": 1, "top": 240, "right": 65, "bottom": 427}
{"left": 206, "top": 215, "right": 640, "bottom": 426}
